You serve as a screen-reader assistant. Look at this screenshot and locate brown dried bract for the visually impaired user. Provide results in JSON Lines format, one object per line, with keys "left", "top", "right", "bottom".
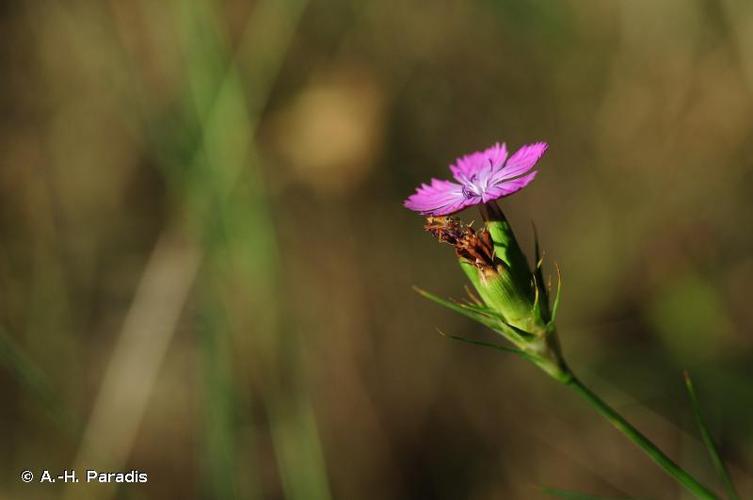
{"left": 424, "top": 216, "right": 495, "bottom": 270}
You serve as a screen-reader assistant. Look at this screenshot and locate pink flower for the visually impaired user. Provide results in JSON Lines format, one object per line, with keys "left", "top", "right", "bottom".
{"left": 404, "top": 142, "right": 548, "bottom": 216}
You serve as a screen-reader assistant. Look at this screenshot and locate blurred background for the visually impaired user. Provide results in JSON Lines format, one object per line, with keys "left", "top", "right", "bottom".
{"left": 1, "top": 0, "right": 752, "bottom": 498}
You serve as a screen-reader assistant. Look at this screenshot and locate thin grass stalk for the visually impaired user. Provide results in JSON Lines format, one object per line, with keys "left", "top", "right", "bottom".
{"left": 566, "top": 376, "right": 718, "bottom": 500}
{"left": 684, "top": 372, "right": 739, "bottom": 500}
{"left": 177, "top": 0, "right": 331, "bottom": 498}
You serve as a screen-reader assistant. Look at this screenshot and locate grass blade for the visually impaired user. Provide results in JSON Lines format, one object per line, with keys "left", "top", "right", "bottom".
{"left": 0, "top": 328, "right": 79, "bottom": 435}
{"left": 683, "top": 371, "right": 739, "bottom": 500}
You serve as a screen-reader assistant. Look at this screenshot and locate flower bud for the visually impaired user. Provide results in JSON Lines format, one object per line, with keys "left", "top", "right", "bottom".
{"left": 424, "top": 202, "right": 569, "bottom": 381}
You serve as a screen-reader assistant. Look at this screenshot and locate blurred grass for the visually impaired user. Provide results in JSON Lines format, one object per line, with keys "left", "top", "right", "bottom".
{"left": 684, "top": 371, "right": 740, "bottom": 500}
{"left": 0, "top": 327, "right": 79, "bottom": 437}
{"left": 1, "top": 0, "right": 752, "bottom": 498}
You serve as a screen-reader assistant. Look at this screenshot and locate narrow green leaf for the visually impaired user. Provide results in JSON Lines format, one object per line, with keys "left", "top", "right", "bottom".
{"left": 413, "top": 287, "right": 535, "bottom": 346}
{"left": 413, "top": 287, "right": 505, "bottom": 331}
{"left": 683, "top": 371, "right": 739, "bottom": 500}
{"left": 549, "top": 263, "right": 562, "bottom": 326}
{"left": 456, "top": 301, "right": 535, "bottom": 341}
{"left": 532, "top": 222, "right": 551, "bottom": 320}
{"left": 437, "top": 330, "right": 541, "bottom": 362}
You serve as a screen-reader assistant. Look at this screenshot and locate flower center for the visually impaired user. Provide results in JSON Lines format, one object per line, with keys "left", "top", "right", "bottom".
{"left": 461, "top": 175, "right": 487, "bottom": 199}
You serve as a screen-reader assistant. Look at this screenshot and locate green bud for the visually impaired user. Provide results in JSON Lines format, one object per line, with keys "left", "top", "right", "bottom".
{"left": 425, "top": 202, "right": 570, "bottom": 381}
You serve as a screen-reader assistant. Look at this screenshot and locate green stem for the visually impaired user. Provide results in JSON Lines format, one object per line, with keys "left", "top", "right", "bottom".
{"left": 565, "top": 375, "right": 719, "bottom": 500}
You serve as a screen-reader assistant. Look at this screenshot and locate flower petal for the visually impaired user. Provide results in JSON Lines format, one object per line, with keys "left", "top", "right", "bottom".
{"left": 496, "top": 142, "right": 548, "bottom": 181}
{"left": 484, "top": 142, "right": 509, "bottom": 175}
{"left": 449, "top": 153, "right": 483, "bottom": 184}
{"left": 403, "top": 178, "right": 471, "bottom": 216}
{"left": 485, "top": 170, "right": 538, "bottom": 201}
{"left": 450, "top": 142, "right": 508, "bottom": 184}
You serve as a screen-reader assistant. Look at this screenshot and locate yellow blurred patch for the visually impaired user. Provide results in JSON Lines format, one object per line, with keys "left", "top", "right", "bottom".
{"left": 268, "top": 67, "right": 384, "bottom": 195}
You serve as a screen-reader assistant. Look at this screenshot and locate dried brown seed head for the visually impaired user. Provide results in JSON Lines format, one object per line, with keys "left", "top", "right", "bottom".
{"left": 424, "top": 217, "right": 496, "bottom": 270}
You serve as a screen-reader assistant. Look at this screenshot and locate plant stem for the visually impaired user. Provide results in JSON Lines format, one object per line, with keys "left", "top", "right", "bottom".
{"left": 565, "top": 375, "right": 719, "bottom": 500}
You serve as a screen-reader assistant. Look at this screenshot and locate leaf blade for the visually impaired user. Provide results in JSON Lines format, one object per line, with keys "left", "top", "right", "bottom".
{"left": 683, "top": 371, "right": 739, "bottom": 500}
{"left": 413, "top": 286, "right": 535, "bottom": 344}
{"left": 550, "top": 263, "right": 562, "bottom": 325}
{"left": 532, "top": 222, "right": 551, "bottom": 321}
{"left": 437, "top": 330, "right": 541, "bottom": 362}
{"left": 413, "top": 286, "right": 505, "bottom": 331}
